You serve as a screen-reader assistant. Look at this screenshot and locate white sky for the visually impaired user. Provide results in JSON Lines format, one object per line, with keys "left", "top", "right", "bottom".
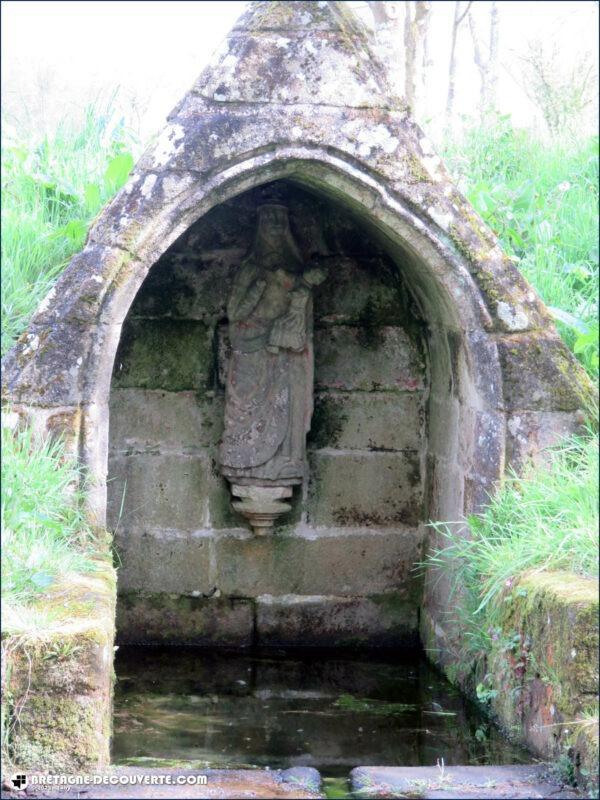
{"left": 2, "top": 0, "right": 598, "bottom": 145}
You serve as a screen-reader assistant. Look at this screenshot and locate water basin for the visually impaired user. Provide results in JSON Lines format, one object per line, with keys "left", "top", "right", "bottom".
{"left": 112, "top": 647, "right": 530, "bottom": 778}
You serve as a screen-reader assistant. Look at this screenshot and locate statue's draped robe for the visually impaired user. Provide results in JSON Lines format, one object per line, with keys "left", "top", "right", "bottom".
{"left": 219, "top": 256, "right": 313, "bottom": 485}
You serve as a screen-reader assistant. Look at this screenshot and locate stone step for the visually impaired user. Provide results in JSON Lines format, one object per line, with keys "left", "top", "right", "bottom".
{"left": 1, "top": 767, "right": 322, "bottom": 799}
{"left": 2, "top": 765, "right": 582, "bottom": 799}
{"left": 350, "top": 765, "right": 581, "bottom": 799}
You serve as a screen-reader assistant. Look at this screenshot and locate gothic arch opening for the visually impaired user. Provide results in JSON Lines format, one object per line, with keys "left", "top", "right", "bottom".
{"left": 105, "top": 173, "right": 502, "bottom": 647}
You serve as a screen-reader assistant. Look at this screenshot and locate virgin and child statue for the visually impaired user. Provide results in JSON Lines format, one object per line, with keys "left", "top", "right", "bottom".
{"left": 218, "top": 203, "right": 327, "bottom": 533}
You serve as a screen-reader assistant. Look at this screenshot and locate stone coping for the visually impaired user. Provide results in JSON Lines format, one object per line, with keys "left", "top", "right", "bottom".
{"left": 1, "top": 767, "right": 322, "bottom": 799}
{"left": 350, "top": 765, "right": 581, "bottom": 798}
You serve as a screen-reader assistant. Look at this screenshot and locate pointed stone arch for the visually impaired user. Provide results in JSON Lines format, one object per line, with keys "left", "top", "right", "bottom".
{"left": 3, "top": 150, "right": 487, "bottom": 500}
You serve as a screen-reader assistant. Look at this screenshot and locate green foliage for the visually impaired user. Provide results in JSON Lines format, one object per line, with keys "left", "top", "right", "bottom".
{"left": 333, "top": 695, "right": 418, "bottom": 715}
{"left": 1, "top": 422, "right": 99, "bottom": 606}
{"left": 425, "top": 431, "right": 599, "bottom": 657}
{"left": 444, "top": 115, "right": 599, "bottom": 377}
{"left": 0, "top": 97, "right": 136, "bottom": 639}
{"left": 1, "top": 95, "right": 137, "bottom": 354}
{"left": 42, "top": 641, "right": 83, "bottom": 662}
{"left": 475, "top": 677, "right": 499, "bottom": 705}
{"left": 322, "top": 777, "right": 351, "bottom": 800}
{"left": 552, "top": 752, "right": 577, "bottom": 787}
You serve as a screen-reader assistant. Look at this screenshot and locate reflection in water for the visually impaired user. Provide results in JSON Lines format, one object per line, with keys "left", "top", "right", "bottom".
{"left": 112, "top": 647, "right": 529, "bottom": 776}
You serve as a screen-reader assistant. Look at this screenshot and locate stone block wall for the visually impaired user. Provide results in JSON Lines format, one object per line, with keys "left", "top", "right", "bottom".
{"left": 487, "top": 572, "right": 598, "bottom": 793}
{"left": 107, "top": 181, "right": 428, "bottom": 646}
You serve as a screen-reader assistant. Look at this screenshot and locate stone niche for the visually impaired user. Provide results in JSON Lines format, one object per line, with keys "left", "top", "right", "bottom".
{"left": 107, "top": 180, "right": 428, "bottom": 647}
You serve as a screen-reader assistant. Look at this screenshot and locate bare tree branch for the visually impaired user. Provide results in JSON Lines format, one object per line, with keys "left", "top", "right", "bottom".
{"left": 516, "top": 39, "right": 596, "bottom": 135}
{"left": 456, "top": 1, "right": 473, "bottom": 27}
{"left": 488, "top": 2, "right": 500, "bottom": 109}
{"left": 446, "top": 1, "right": 471, "bottom": 129}
{"left": 468, "top": 2, "right": 500, "bottom": 120}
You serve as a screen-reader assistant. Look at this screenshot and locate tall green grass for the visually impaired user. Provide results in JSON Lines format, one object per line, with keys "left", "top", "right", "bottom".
{"left": 1, "top": 95, "right": 138, "bottom": 354}
{"left": 433, "top": 118, "right": 598, "bottom": 665}
{"left": 1, "top": 422, "right": 100, "bottom": 606}
{"left": 430, "top": 432, "right": 598, "bottom": 603}
{"left": 426, "top": 432, "right": 598, "bottom": 658}
{"left": 443, "top": 115, "right": 599, "bottom": 377}
{"left": 1, "top": 96, "right": 138, "bottom": 618}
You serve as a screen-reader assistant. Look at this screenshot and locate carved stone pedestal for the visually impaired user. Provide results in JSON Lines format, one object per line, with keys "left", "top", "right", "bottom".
{"left": 231, "top": 485, "right": 293, "bottom": 536}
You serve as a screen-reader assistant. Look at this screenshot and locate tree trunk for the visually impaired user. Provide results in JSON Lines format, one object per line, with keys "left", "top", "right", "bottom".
{"left": 468, "top": 2, "right": 500, "bottom": 121}
{"left": 366, "top": 1, "right": 404, "bottom": 96}
{"left": 413, "top": 1, "right": 432, "bottom": 119}
{"left": 368, "top": 1, "right": 430, "bottom": 117}
{"left": 404, "top": 2, "right": 418, "bottom": 111}
{"left": 488, "top": 2, "right": 500, "bottom": 112}
{"left": 420, "top": 0, "right": 433, "bottom": 99}
{"left": 367, "top": 0, "right": 393, "bottom": 27}
{"left": 403, "top": 1, "right": 432, "bottom": 117}
{"left": 446, "top": 1, "right": 470, "bottom": 132}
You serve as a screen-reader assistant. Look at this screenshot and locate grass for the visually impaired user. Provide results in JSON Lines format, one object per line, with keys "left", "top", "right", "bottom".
{"left": 1, "top": 95, "right": 138, "bottom": 629}
{"left": 433, "top": 116, "right": 599, "bottom": 671}
{"left": 0, "top": 422, "right": 102, "bottom": 610}
{"left": 425, "top": 431, "right": 599, "bottom": 655}
{"left": 0, "top": 97, "right": 137, "bottom": 624}
{"left": 1, "top": 92, "right": 138, "bottom": 354}
{"left": 443, "top": 114, "right": 599, "bottom": 377}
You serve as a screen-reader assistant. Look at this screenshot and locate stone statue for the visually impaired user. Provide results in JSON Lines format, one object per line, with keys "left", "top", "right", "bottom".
{"left": 218, "top": 204, "right": 327, "bottom": 534}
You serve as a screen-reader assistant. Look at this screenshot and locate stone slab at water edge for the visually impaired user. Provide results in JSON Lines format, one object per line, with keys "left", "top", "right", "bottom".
{"left": 0, "top": 768, "right": 323, "bottom": 799}
{"left": 350, "top": 765, "right": 581, "bottom": 799}
{"left": 0, "top": 766, "right": 581, "bottom": 799}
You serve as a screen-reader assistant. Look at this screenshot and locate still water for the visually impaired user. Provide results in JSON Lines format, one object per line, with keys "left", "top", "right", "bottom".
{"left": 112, "top": 647, "right": 529, "bottom": 777}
